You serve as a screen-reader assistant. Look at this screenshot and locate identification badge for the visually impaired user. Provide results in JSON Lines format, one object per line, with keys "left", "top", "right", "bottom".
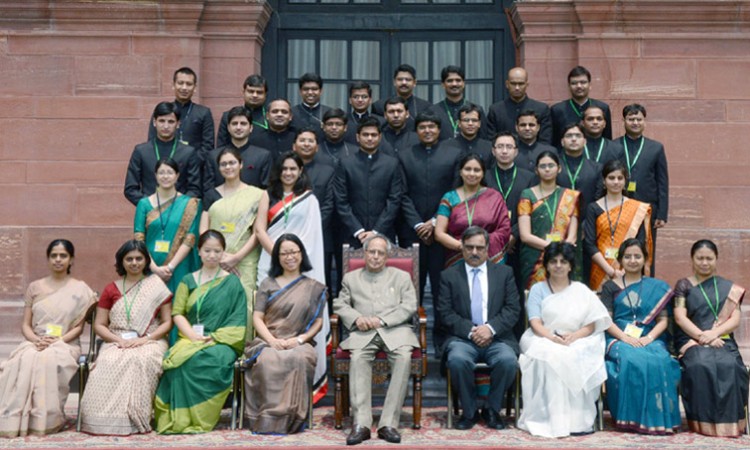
{"left": 220, "top": 222, "right": 235, "bottom": 233}
{"left": 546, "top": 232, "right": 562, "bottom": 242}
{"left": 604, "top": 247, "right": 618, "bottom": 259}
{"left": 192, "top": 324, "right": 205, "bottom": 337}
{"left": 624, "top": 323, "right": 643, "bottom": 339}
{"left": 45, "top": 323, "right": 63, "bottom": 337}
{"left": 721, "top": 334, "right": 731, "bottom": 340}
{"left": 154, "top": 240, "right": 170, "bottom": 253}
{"left": 120, "top": 331, "right": 138, "bottom": 340}
{"left": 508, "top": 210, "right": 512, "bottom": 220}
{"left": 627, "top": 181, "right": 637, "bottom": 192}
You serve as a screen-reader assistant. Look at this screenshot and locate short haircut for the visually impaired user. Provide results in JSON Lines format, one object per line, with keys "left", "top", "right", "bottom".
{"left": 583, "top": 105, "right": 606, "bottom": 118}
{"left": 414, "top": 112, "right": 441, "bottom": 130}
{"left": 536, "top": 150, "right": 560, "bottom": 166}
{"left": 567, "top": 65, "right": 591, "bottom": 83}
{"left": 561, "top": 122, "right": 584, "bottom": 137}
{"left": 173, "top": 67, "right": 197, "bottom": 83}
{"left": 690, "top": 239, "right": 718, "bottom": 259}
{"left": 516, "top": 109, "right": 539, "bottom": 125}
{"left": 441, "top": 65, "right": 465, "bottom": 82}
{"left": 114, "top": 240, "right": 152, "bottom": 277}
{"left": 298, "top": 72, "right": 323, "bottom": 89}
{"left": 269, "top": 233, "right": 313, "bottom": 278}
{"left": 323, "top": 108, "right": 348, "bottom": 124}
{"left": 227, "top": 106, "right": 252, "bottom": 124}
{"left": 268, "top": 98, "right": 291, "bottom": 110}
{"left": 216, "top": 147, "right": 243, "bottom": 166}
{"left": 461, "top": 226, "right": 489, "bottom": 245}
{"left": 393, "top": 64, "right": 416, "bottom": 79}
{"left": 543, "top": 242, "right": 577, "bottom": 277}
{"left": 622, "top": 103, "right": 647, "bottom": 119}
{"left": 152, "top": 101, "right": 180, "bottom": 121}
{"left": 357, "top": 117, "right": 381, "bottom": 134}
{"left": 384, "top": 97, "right": 408, "bottom": 111}
{"left": 198, "top": 230, "right": 226, "bottom": 250}
{"left": 363, "top": 234, "right": 393, "bottom": 253}
{"left": 243, "top": 74, "right": 268, "bottom": 92}
{"left": 349, "top": 81, "right": 371, "bottom": 97}
{"left": 294, "top": 126, "right": 319, "bottom": 141}
{"left": 154, "top": 158, "right": 180, "bottom": 175}
{"left": 458, "top": 102, "right": 481, "bottom": 118}
{"left": 493, "top": 131, "right": 517, "bottom": 146}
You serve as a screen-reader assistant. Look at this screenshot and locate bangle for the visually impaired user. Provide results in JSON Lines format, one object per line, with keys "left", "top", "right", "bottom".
{"left": 167, "top": 263, "right": 174, "bottom": 271}
{"left": 146, "top": 333, "right": 152, "bottom": 340}
{"left": 645, "top": 335, "right": 653, "bottom": 341}
{"left": 296, "top": 336, "right": 304, "bottom": 345}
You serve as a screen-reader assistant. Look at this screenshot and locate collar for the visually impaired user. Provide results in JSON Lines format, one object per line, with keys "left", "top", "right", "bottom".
{"left": 302, "top": 102, "right": 320, "bottom": 110}
{"left": 464, "top": 261, "right": 488, "bottom": 275}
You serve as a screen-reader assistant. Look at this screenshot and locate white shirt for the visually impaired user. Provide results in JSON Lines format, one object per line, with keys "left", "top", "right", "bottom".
{"left": 464, "top": 261, "right": 495, "bottom": 336}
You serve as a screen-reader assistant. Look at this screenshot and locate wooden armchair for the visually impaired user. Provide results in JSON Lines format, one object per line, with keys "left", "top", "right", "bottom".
{"left": 330, "top": 243, "right": 428, "bottom": 429}
{"left": 76, "top": 302, "right": 100, "bottom": 432}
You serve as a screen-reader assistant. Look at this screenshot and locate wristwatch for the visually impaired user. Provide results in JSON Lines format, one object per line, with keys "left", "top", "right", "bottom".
{"left": 296, "top": 336, "right": 304, "bottom": 345}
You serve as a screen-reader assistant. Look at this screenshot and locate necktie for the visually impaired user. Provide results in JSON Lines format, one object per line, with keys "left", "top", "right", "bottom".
{"left": 471, "top": 268, "right": 483, "bottom": 325}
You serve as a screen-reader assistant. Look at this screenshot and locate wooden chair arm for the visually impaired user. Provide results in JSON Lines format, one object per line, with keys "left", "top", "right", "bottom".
{"left": 330, "top": 313, "right": 340, "bottom": 350}
{"left": 417, "top": 306, "right": 427, "bottom": 350}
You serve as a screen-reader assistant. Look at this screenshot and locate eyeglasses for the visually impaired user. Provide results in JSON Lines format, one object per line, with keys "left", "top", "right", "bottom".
{"left": 493, "top": 144, "right": 516, "bottom": 150}
{"left": 280, "top": 250, "right": 301, "bottom": 258}
{"left": 538, "top": 163, "right": 557, "bottom": 170}
{"left": 220, "top": 160, "right": 239, "bottom": 168}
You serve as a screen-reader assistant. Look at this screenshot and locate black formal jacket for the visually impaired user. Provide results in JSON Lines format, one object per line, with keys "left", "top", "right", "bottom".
{"left": 446, "top": 135, "right": 493, "bottom": 164}
{"left": 291, "top": 103, "right": 331, "bottom": 140}
{"left": 124, "top": 139, "right": 202, "bottom": 206}
{"left": 215, "top": 104, "right": 267, "bottom": 148}
{"left": 203, "top": 142, "right": 272, "bottom": 192}
{"left": 617, "top": 135, "right": 669, "bottom": 222}
{"left": 147, "top": 100, "right": 215, "bottom": 154}
{"left": 583, "top": 135, "right": 623, "bottom": 165}
{"left": 372, "top": 94, "right": 433, "bottom": 119}
{"left": 436, "top": 262, "right": 521, "bottom": 355}
{"left": 334, "top": 149, "right": 402, "bottom": 245}
{"left": 516, "top": 140, "right": 557, "bottom": 173}
{"left": 398, "top": 141, "right": 462, "bottom": 233}
{"left": 484, "top": 164, "right": 536, "bottom": 239}
{"left": 319, "top": 139, "right": 357, "bottom": 166}
{"left": 428, "top": 98, "right": 489, "bottom": 141}
{"left": 556, "top": 153, "right": 602, "bottom": 218}
{"left": 249, "top": 127, "right": 297, "bottom": 163}
{"left": 381, "top": 125, "right": 420, "bottom": 155}
{"left": 487, "top": 96, "right": 552, "bottom": 144}
{"left": 550, "top": 98, "right": 612, "bottom": 147}
{"left": 343, "top": 111, "right": 386, "bottom": 144}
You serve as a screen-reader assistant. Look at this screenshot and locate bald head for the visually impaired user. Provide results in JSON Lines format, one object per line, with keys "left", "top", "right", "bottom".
{"left": 506, "top": 67, "right": 529, "bottom": 102}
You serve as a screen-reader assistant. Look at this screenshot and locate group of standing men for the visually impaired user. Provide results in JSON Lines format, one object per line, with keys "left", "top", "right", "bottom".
{"left": 122, "top": 63, "right": 669, "bottom": 444}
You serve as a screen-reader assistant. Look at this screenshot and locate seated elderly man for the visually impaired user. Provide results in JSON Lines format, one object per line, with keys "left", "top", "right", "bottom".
{"left": 436, "top": 226, "right": 520, "bottom": 430}
{"left": 333, "top": 235, "right": 419, "bottom": 446}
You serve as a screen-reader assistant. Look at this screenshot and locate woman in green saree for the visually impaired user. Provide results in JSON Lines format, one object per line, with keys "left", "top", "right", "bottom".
{"left": 154, "top": 230, "right": 247, "bottom": 434}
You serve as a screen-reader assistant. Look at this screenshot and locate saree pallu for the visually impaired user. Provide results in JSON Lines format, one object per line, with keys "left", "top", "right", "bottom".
{"left": 589, "top": 199, "right": 652, "bottom": 290}
{"left": 244, "top": 276, "right": 327, "bottom": 434}
{"left": 134, "top": 194, "right": 201, "bottom": 293}
{"left": 0, "top": 278, "right": 96, "bottom": 438}
{"left": 256, "top": 190, "right": 330, "bottom": 404}
{"left": 80, "top": 275, "right": 172, "bottom": 435}
{"left": 207, "top": 186, "right": 263, "bottom": 339}
{"left": 437, "top": 188, "right": 511, "bottom": 267}
{"left": 518, "top": 281, "right": 611, "bottom": 438}
{"left": 674, "top": 276, "right": 748, "bottom": 437}
{"left": 517, "top": 187, "right": 580, "bottom": 289}
{"left": 602, "top": 277, "right": 680, "bottom": 434}
{"left": 154, "top": 273, "right": 247, "bottom": 434}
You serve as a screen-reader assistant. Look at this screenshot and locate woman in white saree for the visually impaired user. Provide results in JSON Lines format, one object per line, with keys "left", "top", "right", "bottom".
{"left": 518, "top": 242, "right": 612, "bottom": 438}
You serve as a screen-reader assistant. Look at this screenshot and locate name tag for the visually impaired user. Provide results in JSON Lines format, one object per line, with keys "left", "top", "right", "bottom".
{"left": 192, "top": 324, "right": 205, "bottom": 337}
{"left": 546, "top": 232, "right": 562, "bottom": 242}
{"left": 604, "top": 247, "right": 618, "bottom": 259}
{"left": 154, "top": 240, "right": 170, "bottom": 253}
{"left": 120, "top": 331, "right": 139, "bottom": 340}
{"left": 45, "top": 323, "right": 63, "bottom": 337}
{"left": 627, "top": 181, "right": 637, "bottom": 192}
{"left": 721, "top": 334, "right": 731, "bottom": 340}
{"left": 220, "top": 222, "right": 235, "bottom": 233}
{"left": 624, "top": 323, "right": 643, "bottom": 339}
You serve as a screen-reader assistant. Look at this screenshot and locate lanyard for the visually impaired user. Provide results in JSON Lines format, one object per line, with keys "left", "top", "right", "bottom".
{"left": 195, "top": 269, "right": 221, "bottom": 324}
{"left": 540, "top": 186, "right": 559, "bottom": 225}
{"left": 561, "top": 154, "right": 583, "bottom": 190}
{"left": 282, "top": 192, "right": 294, "bottom": 225}
{"left": 604, "top": 196, "right": 624, "bottom": 246}
{"left": 443, "top": 100, "right": 462, "bottom": 136}
{"left": 622, "top": 276, "right": 644, "bottom": 323}
{"left": 121, "top": 275, "right": 144, "bottom": 329}
{"left": 623, "top": 136, "right": 645, "bottom": 173}
{"left": 699, "top": 276, "right": 721, "bottom": 321}
{"left": 178, "top": 103, "right": 193, "bottom": 143}
{"left": 462, "top": 188, "right": 479, "bottom": 227}
{"left": 584, "top": 139, "right": 605, "bottom": 162}
{"left": 568, "top": 99, "right": 585, "bottom": 118}
{"left": 493, "top": 165, "right": 517, "bottom": 200}
{"left": 253, "top": 106, "right": 268, "bottom": 130}
{"left": 153, "top": 139, "right": 177, "bottom": 161}
{"left": 155, "top": 192, "right": 176, "bottom": 239}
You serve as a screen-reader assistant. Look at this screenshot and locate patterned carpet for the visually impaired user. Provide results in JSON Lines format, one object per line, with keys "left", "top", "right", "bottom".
{"left": 1, "top": 396, "right": 748, "bottom": 450}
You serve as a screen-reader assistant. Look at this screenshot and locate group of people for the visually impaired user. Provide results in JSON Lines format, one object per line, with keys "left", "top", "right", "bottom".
{"left": 0, "top": 61, "right": 745, "bottom": 444}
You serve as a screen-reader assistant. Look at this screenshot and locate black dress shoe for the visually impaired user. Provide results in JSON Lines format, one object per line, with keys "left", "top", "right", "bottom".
{"left": 455, "top": 412, "right": 480, "bottom": 430}
{"left": 346, "top": 425, "right": 371, "bottom": 446}
{"left": 482, "top": 408, "right": 506, "bottom": 430}
{"left": 377, "top": 426, "right": 401, "bottom": 443}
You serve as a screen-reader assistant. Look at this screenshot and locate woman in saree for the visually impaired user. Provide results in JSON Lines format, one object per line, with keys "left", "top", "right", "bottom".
{"left": 518, "top": 151, "right": 580, "bottom": 289}
{"left": 134, "top": 158, "right": 201, "bottom": 293}
{"left": 517, "top": 242, "right": 611, "bottom": 438}
{"left": 599, "top": 238, "right": 680, "bottom": 434}
{"left": 154, "top": 230, "right": 247, "bottom": 434}
{"left": 584, "top": 160, "right": 652, "bottom": 291}
{"left": 201, "top": 147, "right": 263, "bottom": 337}
{"left": 0, "top": 239, "right": 96, "bottom": 438}
{"left": 674, "top": 239, "right": 748, "bottom": 437}
{"left": 254, "top": 151, "right": 329, "bottom": 403}
{"left": 244, "top": 233, "right": 326, "bottom": 434}
{"left": 435, "top": 153, "right": 511, "bottom": 267}
{"left": 79, "top": 240, "right": 173, "bottom": 435}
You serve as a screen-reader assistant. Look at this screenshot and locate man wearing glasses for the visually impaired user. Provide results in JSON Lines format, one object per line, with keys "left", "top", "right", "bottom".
{"left": 445, "top": 103, "right": 493, "bottom": 163}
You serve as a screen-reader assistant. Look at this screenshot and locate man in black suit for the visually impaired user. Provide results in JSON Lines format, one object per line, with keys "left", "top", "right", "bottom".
{"left": 515, "top": 110, "right": 557, "bottom": 172}
{"left": 251, "top": 99, "right": 297, "bottom": 163}
{"left": 334, "top": 118, "right": 402, "bottom": 247}
{"left": 617, "top": 103, "right": 669, "bottom": 275}
{"left": 372, "top": 63, "right": 432, "bottom": 119}
{"left": 204, "top": 106, "right": 271, "bottom": 192}
{"left": 487, "top": 67, "right": 552, "bottom": 144}
{"left": 290, "top": 72, "right": 331, "bottom": 140}
{"left": 381, "top": 97, "right": 419, "bottom": 155}
{"left": 428, "top": 65, "right": 489, "bottom": 141}
{"left": 343, "top": 81, "right": 385, "bottom": 144}
{"left": 436, "top": 226, "right": 520, "bottom": 431}
{"left": 550, "top": 66, "right": 612, "bottom": 148}
{"left": 581, "top": 105, "right": 623, "bottom": 165}
{"left": 216, "top": 74, "right": 268, "bottom": 148}
{"left": 446, "top": 103, "right": 493, "bottom": 163}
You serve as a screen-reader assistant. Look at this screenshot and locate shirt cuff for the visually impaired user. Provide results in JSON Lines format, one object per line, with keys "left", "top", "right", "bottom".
{"left": 487, "top": 324, "right": 496, "bottom": 335}
{"left": 354, "top": 228, "right": 365, "bottom": 238}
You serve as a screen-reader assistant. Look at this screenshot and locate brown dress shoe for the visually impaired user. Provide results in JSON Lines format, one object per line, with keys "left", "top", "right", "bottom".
{"left": 346, "top": 425, "right": 371, "bottom": 446}
{"left": 377, "top": 426, "right": 401, "bottom": 443}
